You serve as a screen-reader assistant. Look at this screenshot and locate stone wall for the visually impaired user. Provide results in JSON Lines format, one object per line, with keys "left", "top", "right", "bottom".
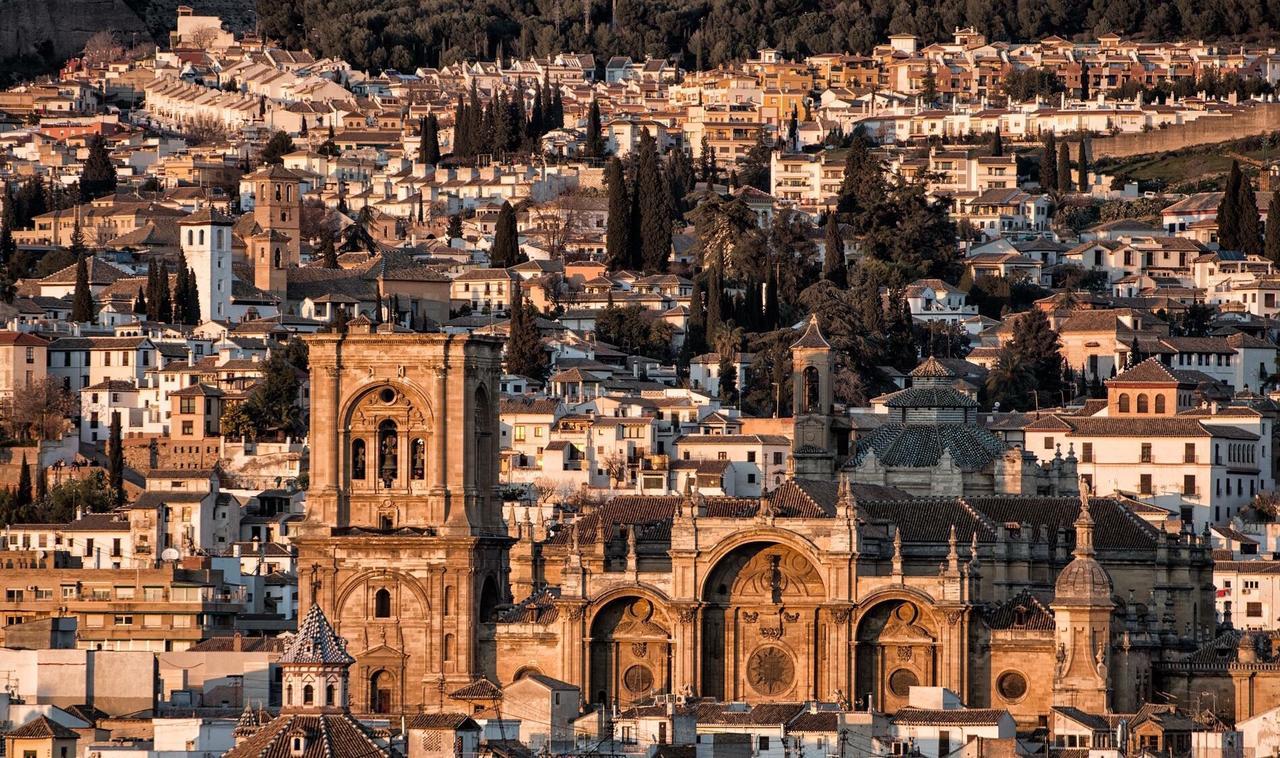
{"left": 1092, "top": 104, "right": 1280, "bottom": 160}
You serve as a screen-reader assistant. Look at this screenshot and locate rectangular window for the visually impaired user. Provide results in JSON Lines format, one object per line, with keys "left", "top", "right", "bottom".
{"left": 772, "top": 452, "right": 783, "bottom": 465}
{"left": 717, "top": 451, "right": 727, "bottom": 461}
{"left": 1140, "top": 474, "right": 1153, "bottom": 495}
{"left": 747, "top": 451, "right": 757, "bottom": 463}
{"left": 1183, "top": 475, "right": 1196, "bottom": 496}
{"left": 758, "top": 737, "right": 770, "bottom": 752}
{"left": 113, "top": 615, "right": 133, "bottom": 626}
{"left": 1082, "top": 443, "right": 1093, "bottom": 463}
{"left": 1185, "top": 443, "right": 1196, "bottom": 464}
{"left": 1247, "top": 602, "right": 1263, "bottom": 618}
{"left": 1140, "top": 443, "right": 1152, "bottom": 463}
{"left": 1044, "top": 436, "right": 1054, "bottom": 450}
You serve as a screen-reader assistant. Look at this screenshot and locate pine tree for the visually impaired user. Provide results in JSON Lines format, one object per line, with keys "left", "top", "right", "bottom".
{"left": 635, "top": 130, "right": 671, "bottom": 273}
{"left": 71, "top": 251, "right": 93, "bottom": 322}
{"left": 1076, "top": 139, "right": 1088, "bottom": 193}
{"left": 585, "top": 98, "right": 605, "bottom": 158}
{"left": 1056, "top": 142, "right": 1072, "bottom": 195}
{"left": 490, "top": 201, "right": 520, "bottom": 268}
{"left": 1265, "top": 191, "right": 1280, "bottom": 264}
{"left": 1237, "top": 172, "right": 1262, "bottom": 256}
{"left": 990, "top": 126, "right": 1003, "bottom": 157}
{"left": 108, "top": 411, "right": 124, "bottom": 506}
{"left": 447, "top": 214, "right": 463, "bottom": 242}
{"left": 1218, "top": 161, "right": 1245, "bottom": 251}
{"left": 1040, "top": 131, "right": 1058, "bottom": 193}
{"left": 505, "top": 280, "right": 548, "bottom": 380}
{"left": 15, "top": 453, "right": 31, "bottom": 511}
{"left": 822, "top": 213, "right": 846, "bottom": 287}
{"left": 80, "top": 134, "right": 118, "bottom": 201}
{"left": 605, "top": 157, "right": 629, "bottom": 270}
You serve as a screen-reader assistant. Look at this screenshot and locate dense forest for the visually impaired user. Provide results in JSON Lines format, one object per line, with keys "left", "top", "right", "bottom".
{"left": 258, "top": 0, "right": 1280, "bottom": 72}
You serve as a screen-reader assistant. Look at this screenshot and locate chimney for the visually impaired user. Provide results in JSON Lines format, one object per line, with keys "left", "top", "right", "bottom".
{"left": 232, "top": 543, "right": 241, "bottom": 558}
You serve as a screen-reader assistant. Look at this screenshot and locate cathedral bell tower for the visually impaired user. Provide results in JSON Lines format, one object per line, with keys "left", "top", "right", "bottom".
{"left": 295, "top": 321, "right": 510, "bottom": 714}
{"left": 790, "top": 315, "right": 837, "bottom": 478}
{"left": 1051, "top": 489, "right": 1114, "bottom": 713}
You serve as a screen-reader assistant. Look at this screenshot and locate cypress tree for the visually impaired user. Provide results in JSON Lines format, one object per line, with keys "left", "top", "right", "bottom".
{"left": 453, "top": 95, "right": 469, "bottom": 157}
{"left": 990, "top": 125, "right": 1003, "bottom": 157}
{"left": 626, "top": 165, "right": 644, "bottom": 270}
{"left": 156, "top": 261, "right": 172, "bottom": 323}
{"left": 185, "top": 267, "right": 200, "bottom": 324}
{"left": 0, "top": 185, "right": 15, "bottom": 267}
{"left": 421, "top": 114, "right": 441, "bottom": 165}
{"left": 1056, "top": 142, "right": 1071, "bottom": 195}
{"left": 822, "top": 214, "right": 846, "bottom": 287}
{"left": 699, "top": 134, "right": 717, "bottom": 185}
{"left": 1265, "top": 191, "right": 1280, "bottom": 264}
{"left": 490, "top": 201, "right": 520, "bottom": 268}
{"left": 35, "top": 466, "right": 47, "bottom": 503}
{"left": 108, "top": 411, "right": 124, "bottom": 506}
{"left": 1076, "top": 139, "right": 1088, "bottom": 193}
{"left": 635, "top": 130, "right": 671, "bottom": 273}
{"left": 69, "top": 218, "right": 86, "bottom": 258}
{"left": 15, "top": 454, "right": 31, "bottom": 511}
{"left": 317, "top": 230, "right": 339, "bottom": 268}
{"left": 171, "top": 265, "right": 187, "bottom": 323}
{"left": 447, "top": 214, "right": 463, "bottom": 242}
{"left": 505, "top": 280, "right": 548, "bottom": 379}
{"left": 80, "top": 134, "right": 118, "bottom": 202}
{"left": 763, "top": 261, "right": 779, "bottom": 330}
{"left": 145, "top": 260, "right": 157, "bottom": 320}
{"left": 605, "top": 157, "right": 629, "bottom": 270}
{"left": 71, "top": 252, "right": 93, "bottom": 322}
{"left": 1040, "top": 131, "right": 1058, "bottom": 193}
{"left": 585, "top": 98, "right": 605, "bottom": 158}
{"left": 1218, "top": 161, "right": 1244, "bottom": 251}
{"left": 134, "top": 286, "right": 146, "bottom": 315}
{"left": 1237, "top": 172, "right": 1262, "bottom": 256}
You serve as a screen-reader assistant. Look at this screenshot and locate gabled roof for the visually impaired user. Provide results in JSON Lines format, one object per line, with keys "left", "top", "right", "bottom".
{"left": 790, "top": 314, "right": 830, "bottom": 350}
{"left": 6, "top": 714, "right": 79, "bottom": 740}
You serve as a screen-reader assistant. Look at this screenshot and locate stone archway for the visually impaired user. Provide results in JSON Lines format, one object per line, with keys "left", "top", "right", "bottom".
{"left": 589, "top": 596, "right": 671, "bottom": 708}
{"left": 700, "top": 542, "right": 825, "bottom": 702}
{"left": 854, "top": 599, "right": 939, "bottom": 712}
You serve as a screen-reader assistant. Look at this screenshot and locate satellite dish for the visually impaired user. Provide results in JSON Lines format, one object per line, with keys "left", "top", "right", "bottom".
{"left": 161, "top": 548, "right": 181, "bottom": 562}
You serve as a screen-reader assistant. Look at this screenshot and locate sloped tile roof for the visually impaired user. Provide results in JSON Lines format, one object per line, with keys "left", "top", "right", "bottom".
{"left": 280, "top": 605, "right": 354, "bottom": 665}
{"left": 849, "top": 422, "right": 1006, "bottom": 470}
{"left": 223, "top": 712, "right": 399, "bottom": 758}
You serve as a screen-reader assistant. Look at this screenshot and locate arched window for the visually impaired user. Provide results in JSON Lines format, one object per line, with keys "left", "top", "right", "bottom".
{"left": 803, "top": 366, "right": 820, "bottom": 413}
{"left": 443, "top": 633, "right": 454, "bottom": 661}
{"left": 280, "top": 210, "right": 287, "bottom": 223}
{"left": 1118, "top": 393, "right": 1130, "bottom": 413}
{"left": 1155, "top": 394, "right": 1166, "bottom": 414}
{"left": 378, "top": 420, "right": 399, "bottom": 486}
{"left": 303, "top": 684, "right": 314, "bottom": 705}
{"left": 411, "top": 438, "right": 426, "bottom": 480}
{"left": 374, "top": 588, "right": 391, "bottom": 618}
{"left": 325, "top": 683, "right": 336, "bottom": 706}
{"left": 443, "top": 585, "right": 453, "bottom": 616}
{"left": 286, "top": 684, "right": 293, "bottom": 705}
{"left": 198, "top": 229, "right": 205, "bottom": 245}
{"left": 273, "top": 248, "right": 282, "bottom": 268}
{"left": 274, "top": 183, "right": 282, "bottom": 201}
{"left": 1137, "top": 394, "right": 1149, "bottom": 414}
{"left": 351, "top": 439, "right": 367, "bottom": 480}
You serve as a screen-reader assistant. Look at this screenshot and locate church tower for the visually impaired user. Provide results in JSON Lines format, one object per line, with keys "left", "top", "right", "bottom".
{"left": 178, "top": 208, "right": 233, "bottom": 322}
{"left": 246, "top": 164, "right": 302, "bottom": 298}
{"left": 1051, "top": 491, "right": 1114, "bottom": 713}
{"left": 295, "top": 321, "right": 510, "bottom": 714}
{"left": 790, "top": 315, "right": 837, "bottom": 477}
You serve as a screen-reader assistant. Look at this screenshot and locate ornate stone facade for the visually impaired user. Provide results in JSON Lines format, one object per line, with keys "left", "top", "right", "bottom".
{"left": 294, "top": 322, "right": 509, "bottom": 714}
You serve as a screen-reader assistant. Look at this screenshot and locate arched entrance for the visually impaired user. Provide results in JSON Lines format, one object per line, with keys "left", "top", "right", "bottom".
{"left": 369, "top": 670, "right": 393, "bottom": 714}
{"left": 854, "top": 599, "right": 938, "bottom": 712}
{"left": 700, "top": 542, "right": 825, "bottom": 701}
{"left": 589, "top": 596, "right": 671, "bottom": 708}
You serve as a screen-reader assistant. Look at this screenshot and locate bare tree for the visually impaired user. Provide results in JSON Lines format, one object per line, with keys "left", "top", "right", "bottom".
{"left": 182, "top": 114, "right": 229, "bottom": 147}
{"left": 2, "top": 378, "right": 77, "bottom": 442}
{"left": 82, "top": 30, "right": 123, "bottom": 65}
{"left": 187, "top": 26, "right": 222, "bottom": 50}
{"left": 600, "top": 450, "right": 629, "bottom": 487}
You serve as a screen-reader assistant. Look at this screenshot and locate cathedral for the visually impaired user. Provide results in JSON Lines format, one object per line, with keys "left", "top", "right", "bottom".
{"left": 296, "top": 322, "right": 1275, "bottom": 728}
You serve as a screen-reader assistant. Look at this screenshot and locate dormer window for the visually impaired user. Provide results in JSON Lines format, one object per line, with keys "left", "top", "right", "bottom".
{"left": 291, "top": 735, "right": 306, "bottom": 756}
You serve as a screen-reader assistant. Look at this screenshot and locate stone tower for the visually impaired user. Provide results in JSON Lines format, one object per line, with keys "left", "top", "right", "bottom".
{"left": 1051, "top": 490, "right": 1114, "bottom": 713}
{"left": 247, "top": 164, "right": 302, "bottom": 298}
{"left": 790, "top": 315, "right": 836, "bottom": 477}
{"left": 177, "top": 208, "right": 233, "bottom": 322}
{"left": 295, "top": 321, "right": 510, "bottom": 714}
